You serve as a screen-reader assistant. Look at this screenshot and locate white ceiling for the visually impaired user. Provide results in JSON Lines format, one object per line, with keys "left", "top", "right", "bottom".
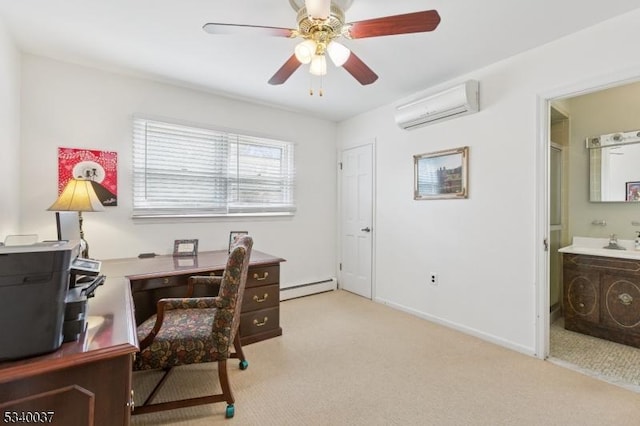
{"left": 1, "top": 0, "right": 639, "bottom": 122}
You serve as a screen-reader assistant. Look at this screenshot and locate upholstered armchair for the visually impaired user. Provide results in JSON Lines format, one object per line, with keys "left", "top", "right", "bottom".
{"left": 133, "top": 235, "right": 253, "bottom": 419}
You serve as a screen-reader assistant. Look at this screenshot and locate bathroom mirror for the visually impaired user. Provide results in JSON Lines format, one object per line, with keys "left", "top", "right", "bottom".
{"left": 588, "top": 130, "right": 640, "bottom": 202}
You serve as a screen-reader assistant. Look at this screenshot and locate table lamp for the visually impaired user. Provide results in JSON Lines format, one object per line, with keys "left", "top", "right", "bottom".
{"left": 48, "top": 177, "right": 105, "bottom": 258}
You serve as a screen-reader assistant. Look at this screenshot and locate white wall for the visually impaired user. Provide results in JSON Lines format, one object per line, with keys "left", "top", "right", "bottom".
{"left": 19, "top": 55, "right": 337, "bottom": 288}
{"left": 0, "top": 18, "right": 20, "bottom": 237}
{"left": 566, "top": 81, "right": 640, "bottom": 240}
{"left": 337, "top": 9, "right": 640, "bottom": 354}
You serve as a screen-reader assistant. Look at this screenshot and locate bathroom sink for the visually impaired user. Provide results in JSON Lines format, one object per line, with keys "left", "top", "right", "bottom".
{"left": 559, "top": 237, "right": 640, "bottom": 260}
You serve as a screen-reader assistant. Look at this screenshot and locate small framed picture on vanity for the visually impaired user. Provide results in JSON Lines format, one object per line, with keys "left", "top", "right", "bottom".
{"left": 228, "top": 231, "right": 248, "bottom": 253}
{"left": 173, "top": 239, "right": 198, "bottom": 257}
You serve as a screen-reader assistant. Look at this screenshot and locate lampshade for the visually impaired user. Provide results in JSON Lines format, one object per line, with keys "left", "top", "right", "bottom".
{"left": 305, "top": 0, "right": 330, "bottom": 19}
{"left": 48, "top": 178, "right": 105, "bottom": 212}
{"left": 327, "top": 41, "right": 350, "bottom": 67}
{"left": 294, "top": 40, "right": 317, "bottom": 64}
{"left": 309, "top": 54, "right": 327, "bottom": 76}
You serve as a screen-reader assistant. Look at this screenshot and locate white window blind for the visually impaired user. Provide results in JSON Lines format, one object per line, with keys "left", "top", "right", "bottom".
{"left": 132, "top": 118, "right": 295, "bottom": 217}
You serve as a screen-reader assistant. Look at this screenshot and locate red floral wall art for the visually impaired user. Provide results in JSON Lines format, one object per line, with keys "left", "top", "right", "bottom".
{"left": 58, "top": 147, "right": 118, "bottom": 206}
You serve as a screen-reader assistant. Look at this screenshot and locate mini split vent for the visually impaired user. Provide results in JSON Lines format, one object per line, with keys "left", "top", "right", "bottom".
{"left": 394, "top": 80, "right": 479, "bottom": 130}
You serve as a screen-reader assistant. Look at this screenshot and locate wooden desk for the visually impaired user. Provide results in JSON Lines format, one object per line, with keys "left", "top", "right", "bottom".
{"left": 107, "top": 250, "right": 285, "bottom": 346}
{"left": 0, "top": 250, "right": 283, "bottom": 426}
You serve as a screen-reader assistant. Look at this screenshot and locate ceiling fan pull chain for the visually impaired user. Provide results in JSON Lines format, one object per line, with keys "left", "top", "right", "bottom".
{"left": 319, "top": 75, "right": 324, "bottom": 97}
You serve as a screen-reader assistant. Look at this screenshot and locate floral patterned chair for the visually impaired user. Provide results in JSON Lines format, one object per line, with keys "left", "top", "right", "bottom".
{"left": 132, "top": 235, "right": 253, "bottom": 419}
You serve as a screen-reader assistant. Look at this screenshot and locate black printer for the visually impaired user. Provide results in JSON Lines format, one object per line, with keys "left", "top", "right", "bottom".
{"left": 0, "top": 240, "right": 104, "bottom": 361}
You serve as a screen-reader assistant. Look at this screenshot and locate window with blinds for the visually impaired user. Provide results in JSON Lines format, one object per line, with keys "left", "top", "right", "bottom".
{"left": 132, "top": 117, "right": 295, "bottom": 217}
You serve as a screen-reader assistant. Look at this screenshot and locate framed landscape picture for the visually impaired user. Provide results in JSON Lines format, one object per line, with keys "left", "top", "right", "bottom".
{"left": 414, "top": 146, "right": 468, "bottom": 200}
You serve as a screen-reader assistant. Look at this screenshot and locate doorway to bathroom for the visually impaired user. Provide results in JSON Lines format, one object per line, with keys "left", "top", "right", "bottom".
{"left": 539, "top": 75, "right": 640, "bottom": 390}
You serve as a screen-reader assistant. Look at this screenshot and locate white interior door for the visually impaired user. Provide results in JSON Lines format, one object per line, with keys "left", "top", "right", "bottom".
{"left": 340, "top": 144, "right": 373, "bottom": 299}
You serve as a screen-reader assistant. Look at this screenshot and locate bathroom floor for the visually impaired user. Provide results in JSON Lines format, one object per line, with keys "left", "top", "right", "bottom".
{"left": 549, "top": 318, "right": 640, "bottom": 392}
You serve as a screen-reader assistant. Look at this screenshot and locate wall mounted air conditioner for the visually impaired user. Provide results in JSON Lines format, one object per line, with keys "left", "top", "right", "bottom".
{"left": 394, "top": 80, "right": 479, "bottom": 130}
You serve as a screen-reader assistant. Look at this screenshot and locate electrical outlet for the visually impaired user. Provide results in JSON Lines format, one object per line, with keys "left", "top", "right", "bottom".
{"left": 430, "top": 273, "right": 438, "bottom": 285}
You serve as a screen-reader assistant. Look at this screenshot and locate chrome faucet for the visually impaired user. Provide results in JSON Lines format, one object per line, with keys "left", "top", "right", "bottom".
{"left": 604, "top": 234, "right": 626, "bottom": 250}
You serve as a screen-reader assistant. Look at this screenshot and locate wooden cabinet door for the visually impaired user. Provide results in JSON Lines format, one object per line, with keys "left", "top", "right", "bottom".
{"left": 601, "top": 273, "right": 640, "bottom": 332}
{"left": 564, "top": 268, "right": 600, "bottom": 324}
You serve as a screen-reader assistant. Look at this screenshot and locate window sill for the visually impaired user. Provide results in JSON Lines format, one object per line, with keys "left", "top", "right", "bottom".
{"left": 132, "top": 212, "right": 295, "bottom": 222}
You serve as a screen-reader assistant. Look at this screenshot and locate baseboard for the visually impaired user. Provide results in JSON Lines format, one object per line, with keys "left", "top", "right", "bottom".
{"left": 550, "top": 304, "right": 562, "bottom": 324}
{"left": 374, "top": 296, "right": 536, "bottom": 357}
{"left": 280, "top": 278, "right": 337, "bottom": 301}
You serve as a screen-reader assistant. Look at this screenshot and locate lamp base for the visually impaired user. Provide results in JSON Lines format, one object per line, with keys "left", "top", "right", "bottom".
{"left": 78, "top": 211, "right": 90, "bottom": 259}
{"left": 80, "top": 238, "right": 89, "bottom": 259}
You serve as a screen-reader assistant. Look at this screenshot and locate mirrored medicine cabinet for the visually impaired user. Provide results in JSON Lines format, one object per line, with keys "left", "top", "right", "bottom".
{"left": 588, "top": 129, "right": 640, "bottom": 202}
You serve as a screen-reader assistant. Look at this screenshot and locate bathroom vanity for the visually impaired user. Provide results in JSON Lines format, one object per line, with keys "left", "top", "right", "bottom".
{"left": 559, "top": 237, "right": 640, "bottom": 348}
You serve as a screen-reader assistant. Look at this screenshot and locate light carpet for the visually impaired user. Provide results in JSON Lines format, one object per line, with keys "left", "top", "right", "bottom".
{"left": 132, "top": 290, "right": 640, "bottom": 425}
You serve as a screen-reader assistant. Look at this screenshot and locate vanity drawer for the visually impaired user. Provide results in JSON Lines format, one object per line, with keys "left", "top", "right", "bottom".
{"left": 246, "top": 265, "right": 279, "bottom": 288}
{"left": 243, "top": 284, "right": 279, "bottom": 311}
{"left": 240, "top": 307, "right": 280, "bottom": 337}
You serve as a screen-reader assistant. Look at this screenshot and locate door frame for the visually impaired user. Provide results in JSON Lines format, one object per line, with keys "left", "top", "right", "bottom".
{"left": 338, "top": 140, "right": 376, "bottom": 300}
{"left": 535, "top": 69, "right": 640, "bottom": 359}
{"left": 548, "top": 141, "right": 565, "bottom": 323}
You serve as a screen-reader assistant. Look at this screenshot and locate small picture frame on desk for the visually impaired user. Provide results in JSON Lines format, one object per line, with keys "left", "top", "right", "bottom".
{"left": 173, "top": 239, "right": 198, "bottom": 257}
{"left": 229, "top": 231, "right": 248, "bottom": 253}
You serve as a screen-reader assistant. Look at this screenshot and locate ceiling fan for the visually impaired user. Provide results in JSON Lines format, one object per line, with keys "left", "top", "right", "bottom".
{"left": 203, "top": 0, "right": 440, "bottom": 89}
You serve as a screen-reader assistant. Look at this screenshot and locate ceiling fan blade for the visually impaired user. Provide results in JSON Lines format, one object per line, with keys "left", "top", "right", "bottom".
{"left": 268, "top": 55, "right": 302, "bottom": 85}
{"left": 342, "top": 52, "right": 378, "bottom": 85}
{"left": 346, "top": 10, "right": 441, "bottom": 39}
{"left": 203, "top": 23, "right": 295, "bottom": 38}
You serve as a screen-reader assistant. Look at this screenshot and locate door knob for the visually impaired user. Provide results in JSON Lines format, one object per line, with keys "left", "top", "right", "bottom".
{"left": 361, "top": 227, "right": 371, "bottom": 232}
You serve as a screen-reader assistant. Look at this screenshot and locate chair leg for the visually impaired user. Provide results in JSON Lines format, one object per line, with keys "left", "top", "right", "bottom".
{"left": 232, "top": 333, "right": 249, "bottom": 370}
{"left": 135, "top": 363, "right": 236, "bottom": 417}
{"left": 218, "top": 359, "right": 234, "bottom": 404}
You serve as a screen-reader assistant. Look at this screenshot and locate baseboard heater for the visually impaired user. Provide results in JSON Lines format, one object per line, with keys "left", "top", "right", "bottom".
{"left": 280, "top": 278, "right": 337, "bottom": 301}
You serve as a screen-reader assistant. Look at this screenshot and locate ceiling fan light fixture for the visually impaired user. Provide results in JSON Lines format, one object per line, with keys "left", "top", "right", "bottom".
{"left": 290, "top": 0, "right": 353, "bottom": 13}
{"left": 326, "top": 41, "right": 350, "bottom": 67}
{"left": 305, "top": 0, "right": 330, "bottom": 19}
{"left": 309, "top": 54, "right": 327, "bottom": 76}
{"left": 294, "top": 39, "right": 316, "bottom": 64}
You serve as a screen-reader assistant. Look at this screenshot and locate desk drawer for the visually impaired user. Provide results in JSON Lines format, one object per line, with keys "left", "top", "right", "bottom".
{"left": 246, "top": 265, "right": 279, "bottom": 288}
{"left": 243, "top": 284, "right": 279, "bottom": 312}
{"left": 131, "top": 275, "right": 186, "bottom": 292}
{"left": 240, "top": 306, "right": 279, "bottom": 337}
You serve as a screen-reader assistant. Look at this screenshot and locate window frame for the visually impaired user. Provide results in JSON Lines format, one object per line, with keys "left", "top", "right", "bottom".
{"left": 132, "top": 116, "right": 296, "bottom": 219}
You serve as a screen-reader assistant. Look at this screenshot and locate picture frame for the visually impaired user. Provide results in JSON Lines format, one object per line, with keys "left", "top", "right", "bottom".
{"left": 173, "top": 239, "right": 198, "bottom": 257}
{"left": 626, "top": 181, "right": 640, "bottom": 201}
{"left": 229, "top": 231, "right": 248, "bottom": 253}
{"left": 57, "top": 147, "right": 118, "bottom": 206}
{"left": 414, "top": 146, "right": 469, "bottom": 200}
